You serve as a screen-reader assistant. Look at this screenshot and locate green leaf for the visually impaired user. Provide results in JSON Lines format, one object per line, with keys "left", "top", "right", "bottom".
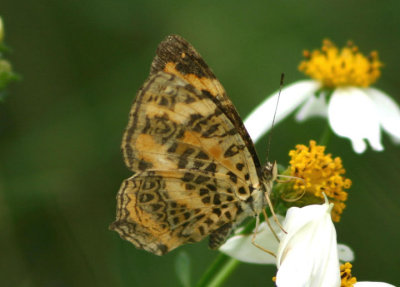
{"left": 175, "top": 251, "right": 191, "bottom": 287}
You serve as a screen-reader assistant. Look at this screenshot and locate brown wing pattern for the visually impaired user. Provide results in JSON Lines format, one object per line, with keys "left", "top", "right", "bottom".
{"left": 111, "top": 72, "right": 263, "bottom": 254}
{"left": 150, "top": 35, "right": 262, "bottom": 173}
{"left": 110, "top": 170, "right": 249, "bottom": 255}
{"left": 121, "top": 71, "right": 260, "bottom": 195}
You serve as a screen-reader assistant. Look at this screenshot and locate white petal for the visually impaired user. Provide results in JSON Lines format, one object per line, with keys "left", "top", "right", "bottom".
{"left": 365, "top": 87, "right": 400, "bottom": 143}
{"left": 355, "top": 282, "right": 396, "bottom": 287}
{"left": 244, "top": 80, "right": 320, "bottom": 143}
{"left": 337, "top": 244, "right": 354, "bottom": 262}
{"left": 295, "top": 92, "right": 328, "bottom": 122}
{"left": 276, "top": 203, "right": 340, "bottom": 287}
{"left": 328, "top": 88, "right": 383, "bottom": 153}
{"left": 219, "top": 216, "right": 284, "bottom": 264}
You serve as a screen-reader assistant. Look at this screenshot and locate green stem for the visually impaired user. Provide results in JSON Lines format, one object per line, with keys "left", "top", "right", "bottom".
{"left": 206, "top": 257, "right": 240, "bottom": 287}
{"left": 195, "top": 254, "right": 240, "bottom": 287}
{"left": 195, "top": 253, "right": 229, "bottom": 287}
{"left": 318, "top": 123, "right": 331, "bottom": 146}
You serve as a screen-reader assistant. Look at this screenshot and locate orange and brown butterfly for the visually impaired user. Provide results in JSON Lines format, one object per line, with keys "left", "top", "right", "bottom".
{"left": 109, "top": 34, "right": 277, "bottom": 255}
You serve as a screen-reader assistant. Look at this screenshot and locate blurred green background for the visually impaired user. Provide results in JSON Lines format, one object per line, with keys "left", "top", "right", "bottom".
{"left": 1, "top": 1, "right": 400, "bottom": 286}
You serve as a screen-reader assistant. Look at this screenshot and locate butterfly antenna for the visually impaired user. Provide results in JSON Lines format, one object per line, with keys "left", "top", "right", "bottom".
{"left": 266, "top": 73, "right": 285, "bottom": 163}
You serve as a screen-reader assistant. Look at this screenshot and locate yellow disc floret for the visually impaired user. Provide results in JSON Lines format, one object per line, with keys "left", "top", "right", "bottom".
{"left": 299, "top": 39, "right": 382, "bottom": 88}
{"left": 288, "top": 140, "right": 352, "bottom": 222}
{"left": 340, "top": 262, "right": 357, "bottom": 287}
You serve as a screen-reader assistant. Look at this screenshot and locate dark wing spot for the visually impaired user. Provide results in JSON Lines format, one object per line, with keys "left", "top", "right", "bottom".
{"left": 194, "top": 161, "right": 205, "bottom": 168}
{"left": 213, "top": 194, "right": 221, "bottom": 205}
{"left": 178, "top": 158, "right": 188, "bottom": 168}
{"left": 205, "top": 218, "right": 214, "bottom": 226}
{"left": 206, "top": 184, "right": 217, "bottom": 191}
{"left": 202, "top": 196, "right": 211, "bottom": 204}
{"left": 182, "top": 148, "right": 195, "bottom": 157}
{"left": 205, "top": 163, "right": 217, "bottom": 172}
{"left": 139, "top": 193, "right": 154, "bottom": 203}
{"left": 195, "top": 175, "right": 210, "bottom": 184}
{"left": 224, "top": 144, "right": 243, "bottom": 158}
{"left": 202, "top": 124, "right": 220, "bottom": 137}
{"left": 212, "top": 208, "right": 221, "bottom": 216}
{"left": 196, "top": 214, "right": 205, "bottom": 220}
{"left": 159, "top": 96, "right": 169, "bottom": 106}
{"left": 185, "top": 183, "right": 195, "bottom": 190}
{"left": 167, "top": 143, "right": 178, "bottom": 153}
{"left": 227, "top": 171, "right": 238, "bottom": 184}
{"left": 138, "top": 159, "right": 153, "bottom": 170}
{"left": 182, "top": 173, "right": 195, "bottom": 182}
{"left": 236, "top": 163, "right": 244, "bottom": 171}
{"left": 238, "top": 187, "right": 247, "bottom": 195}
{"left": 198, "top": 226, "right": 205, "bottom": 236}
{"left": 196, "top": 150, "right": 209, "bottom": 160}
{"left": 200, "top": 188, "right": 209, "bottom": 196}
{"left": 151, "top": 203, "right": 163, "bottom": 211}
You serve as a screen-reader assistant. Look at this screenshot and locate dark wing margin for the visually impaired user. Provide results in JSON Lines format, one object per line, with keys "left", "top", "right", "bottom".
{"left": 151, "top": 34, "right": 214, "bottom": 79}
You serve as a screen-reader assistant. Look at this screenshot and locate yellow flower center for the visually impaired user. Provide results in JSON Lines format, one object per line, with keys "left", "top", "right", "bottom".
{"left": 340, "top": 262, "right": 357, "bottom": 287}
{"left": 288, "top": 140, "right": 352, "bottom": 222}
{"left": 298, "top": 39, "right": 382, "bottom": 88}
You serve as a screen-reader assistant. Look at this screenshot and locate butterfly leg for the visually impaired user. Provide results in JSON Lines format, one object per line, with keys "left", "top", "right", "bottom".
{"left": 276, "top": 175, "right": 307, "bottom": 202}
{"left": 264, "top": 193, "right": 287, "bottom": 234}
{"left": 262, "top": 209, "right": 280, "bottom": 242}
{"left": 276, "top": 174, "right": 305, "bottom": 184}
{"left": 251, "top": 215, "right": 276, "bottom": 257}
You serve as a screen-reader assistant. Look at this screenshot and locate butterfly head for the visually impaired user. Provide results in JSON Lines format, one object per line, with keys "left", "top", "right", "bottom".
{"left": 261, "top": 161, "right": 278, "bottom": 194}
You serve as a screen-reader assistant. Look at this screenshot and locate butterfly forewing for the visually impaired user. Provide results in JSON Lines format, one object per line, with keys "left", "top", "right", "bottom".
{"left": 151, "top": 35, "right": 261, "bottom": 172}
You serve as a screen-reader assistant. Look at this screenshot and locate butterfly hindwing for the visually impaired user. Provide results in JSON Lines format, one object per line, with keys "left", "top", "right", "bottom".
{"left": 110, "top": 170, "right": 249, "bottom": 255}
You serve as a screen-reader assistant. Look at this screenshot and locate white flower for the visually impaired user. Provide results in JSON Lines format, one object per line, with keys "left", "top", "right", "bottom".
{"left": 219, "top": 214, "right": 353, "bottom": 265}
{"left": 219, "top": 216, "right": 283, "bottom": 264}
{"left": 220, "top": 199, "right": 344, "bottom": 286}
{"left": 219, "top": 199, "right": 395, "bottom": 286}
{"left": 275, "top": 198, "right": 340, "bottom": 287}
{"left": 355, "top": 283, "right": 396, "bottom": 287}
{"left": 244, "top": 40, "right": 400, "bottom": 154}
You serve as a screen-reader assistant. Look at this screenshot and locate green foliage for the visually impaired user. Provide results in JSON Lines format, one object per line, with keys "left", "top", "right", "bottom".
{"left": 175, "top": 251, "right": 192, "bottom": 287}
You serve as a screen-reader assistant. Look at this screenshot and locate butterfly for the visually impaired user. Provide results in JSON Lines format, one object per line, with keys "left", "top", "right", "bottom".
{"left": 109, "top": 34, "right": 277, "bottom": 255}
